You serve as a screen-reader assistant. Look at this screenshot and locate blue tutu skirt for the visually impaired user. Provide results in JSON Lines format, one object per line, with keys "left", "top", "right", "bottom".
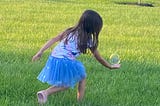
{"left": 37, "top": 55, "right": 86, "bottom": 88}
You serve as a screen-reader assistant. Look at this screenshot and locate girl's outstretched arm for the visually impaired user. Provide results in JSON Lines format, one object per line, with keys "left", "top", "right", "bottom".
{"left": 32, "top": 32, "right": 63, "bottom": 61}
{"left": 92, "top": 49, "right": 120, "bottom": 70}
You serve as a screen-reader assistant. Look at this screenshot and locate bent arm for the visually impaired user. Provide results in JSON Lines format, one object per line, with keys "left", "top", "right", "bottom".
{"left": 91, "top": 49, "right": 120, "bottom": 70}
{"left": 92, "top": 49, "right": 112, "bottom": 69}
{"left": 32, "top": 32, "right": 63, "bottom": 61}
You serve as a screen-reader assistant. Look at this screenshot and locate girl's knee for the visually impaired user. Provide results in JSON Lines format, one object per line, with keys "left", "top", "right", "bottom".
{"left": 79, "top": 78, "right": 86, "bottom": 84}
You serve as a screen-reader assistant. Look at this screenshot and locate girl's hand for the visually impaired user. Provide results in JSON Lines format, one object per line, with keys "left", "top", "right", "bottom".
{"left": 32, "top": 51, "right": 43, "bottom": 61}
{"left": 111, "top": 64, "right": 121, "bottom": 69}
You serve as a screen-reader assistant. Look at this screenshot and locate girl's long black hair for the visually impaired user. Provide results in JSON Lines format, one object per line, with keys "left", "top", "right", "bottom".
{"left": 60, "top": 10, "right": 103, "bottom": 53}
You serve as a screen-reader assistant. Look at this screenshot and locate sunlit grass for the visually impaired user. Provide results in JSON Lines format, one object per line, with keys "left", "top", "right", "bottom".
{"left": 0, "top": 0, "right": 160, "bottom": 106}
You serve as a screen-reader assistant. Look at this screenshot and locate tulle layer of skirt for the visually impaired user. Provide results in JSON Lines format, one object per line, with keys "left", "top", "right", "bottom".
{"left": 37, "top": 55, "right": 86, "bottom": 88}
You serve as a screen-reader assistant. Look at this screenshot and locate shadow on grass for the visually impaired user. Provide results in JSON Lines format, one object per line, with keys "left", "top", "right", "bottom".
{"left": 1, "top": 50, "right": 160, "bottom": 105}
{"left": 115, "top": 2, "right": 154, "bottom": 7}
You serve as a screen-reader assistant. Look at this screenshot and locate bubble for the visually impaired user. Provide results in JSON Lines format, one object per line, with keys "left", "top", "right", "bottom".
{"left": 110, "top": 54, "right": 120, "bottom": 64}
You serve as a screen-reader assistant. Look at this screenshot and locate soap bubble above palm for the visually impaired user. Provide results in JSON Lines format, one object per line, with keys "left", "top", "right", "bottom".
{"left": 110, "top": 53, "right": 120, "bottom": 64}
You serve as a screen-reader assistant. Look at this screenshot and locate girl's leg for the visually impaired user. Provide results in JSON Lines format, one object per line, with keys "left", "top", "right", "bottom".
{"left": 37, "top": 86, "right": 68, "bottom": 104}
{"left": 77, "top": 78, "right": 86, "bottom": 101}
{"left": 45, "top": 86, "right": 68, "bottom": 96}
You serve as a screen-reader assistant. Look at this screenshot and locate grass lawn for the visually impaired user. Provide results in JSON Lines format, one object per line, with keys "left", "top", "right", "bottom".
{"left": 0, "top": 0, "right": 160, "bottom": 106}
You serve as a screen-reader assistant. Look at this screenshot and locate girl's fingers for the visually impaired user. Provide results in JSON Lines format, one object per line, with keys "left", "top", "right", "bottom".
{"left": 32, "top": 56, "right": 39, "bottom": 61}
{"left": 114, "top": 64, "right": 121, "bottom": 68}
{"left": 111, "top": 64, "right": 121, "bottom": 69}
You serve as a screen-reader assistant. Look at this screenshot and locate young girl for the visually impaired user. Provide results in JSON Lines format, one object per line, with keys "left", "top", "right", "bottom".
{"left": 32, "top": 10, "right": 120, "bottom": 104}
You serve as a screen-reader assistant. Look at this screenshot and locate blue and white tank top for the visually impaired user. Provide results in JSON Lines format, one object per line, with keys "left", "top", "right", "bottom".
{"left": 51, "top": 33, "right": 81, "bottom": 60}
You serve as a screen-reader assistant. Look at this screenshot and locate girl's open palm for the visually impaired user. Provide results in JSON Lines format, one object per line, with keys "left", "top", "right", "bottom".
{"left": 111, "top": 64, "right": 121, "bottom": 69}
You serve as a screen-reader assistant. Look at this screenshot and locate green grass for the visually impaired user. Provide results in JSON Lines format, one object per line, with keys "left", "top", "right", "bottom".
{"left": 0, "top": 0, "right": 160, "bottom": 106}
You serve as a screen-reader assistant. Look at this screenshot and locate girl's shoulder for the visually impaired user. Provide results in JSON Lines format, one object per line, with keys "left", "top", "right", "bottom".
{"left": 69, "top": 31, "right": 78, "bottom": 38}
{"left": 65, "top": 31, "right": 78, "bottom": 42}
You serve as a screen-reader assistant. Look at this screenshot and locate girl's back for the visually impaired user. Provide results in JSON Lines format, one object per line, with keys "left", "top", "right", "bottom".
{"left": 51, "top": 32, "right": 80, "bottom": 60}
